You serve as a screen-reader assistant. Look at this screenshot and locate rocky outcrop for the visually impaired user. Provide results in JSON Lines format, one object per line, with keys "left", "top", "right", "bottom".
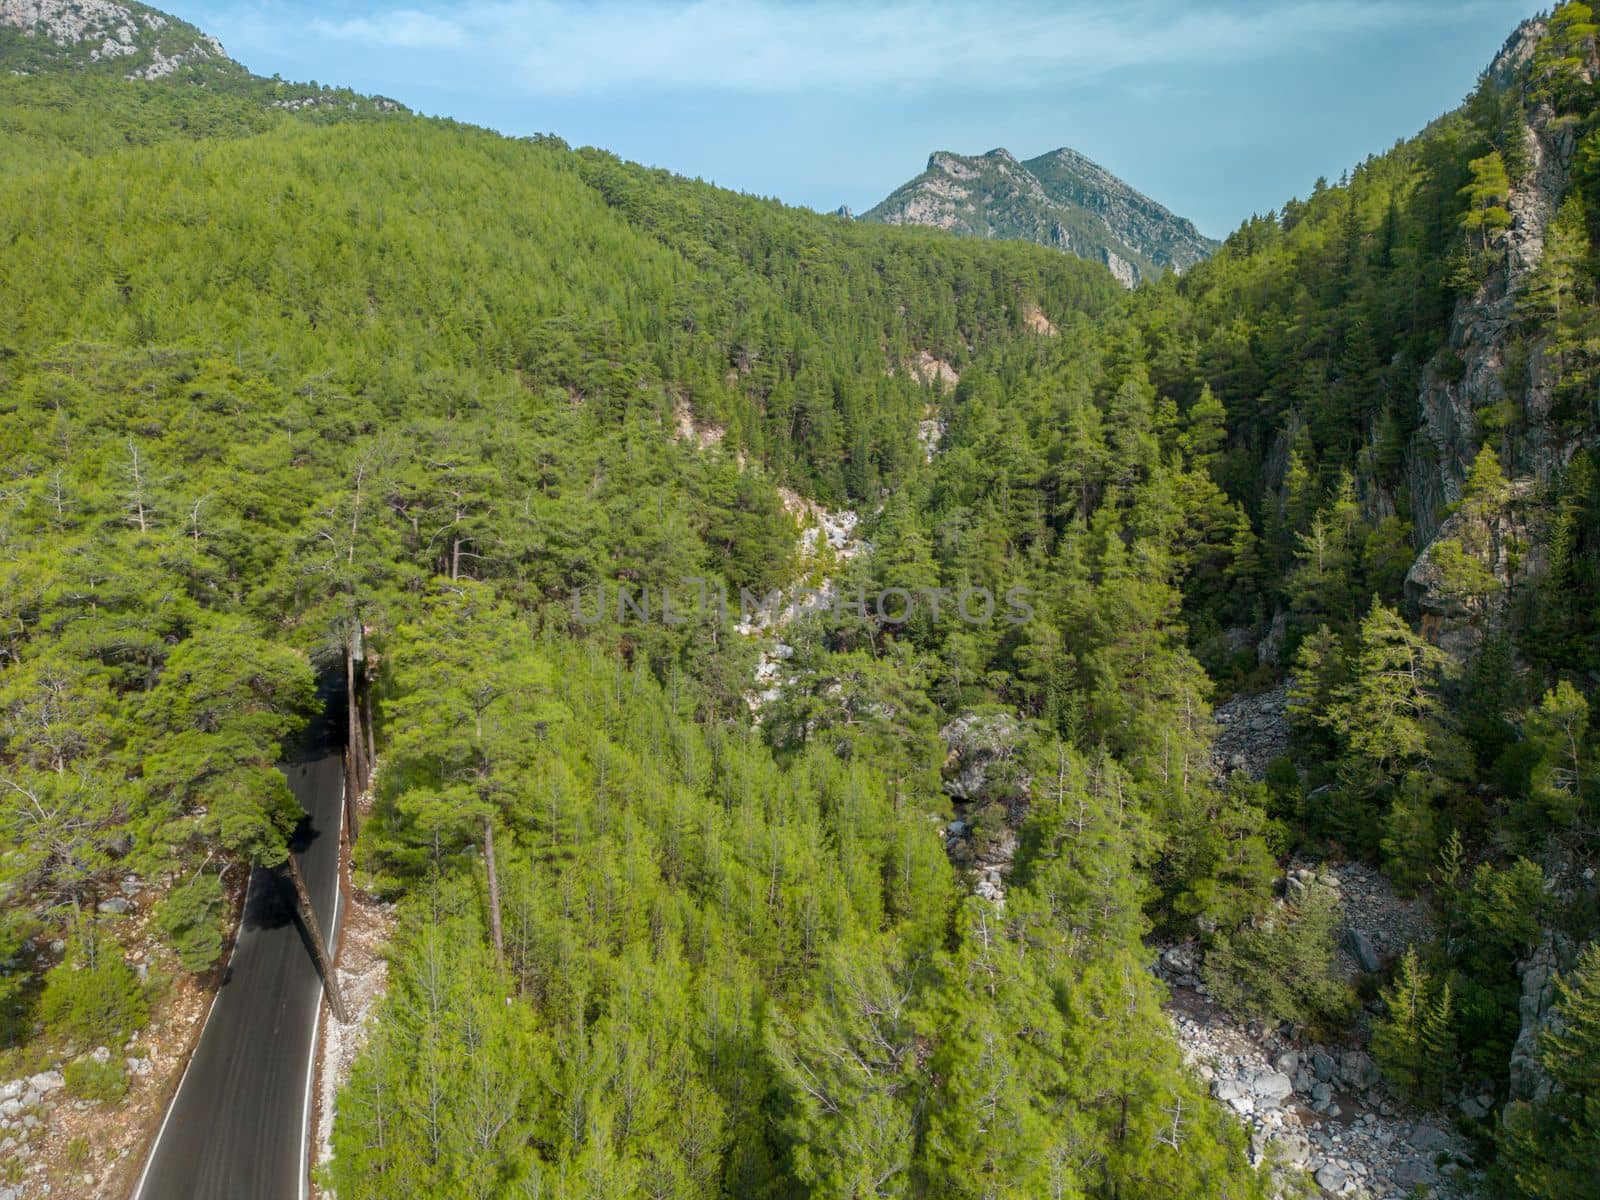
{"left": 1403, "top": 18, "right": 1596, "bottom": 657}
{"left": 1508, "top": 931, "right": 1564, "bottom": 1104}
{"left": 0, "top": 0, "right": 233, "bottom": 79}
{"left": 1407, "top": 19, "right": 1580, "bottom": 545}
{"left": 861, "top": 145, "right": 1217, "bottom": 287}
{"left": 938, "top": 711, "right": 1028, "bottom": 904}
{"left": 1404, "top": 478, "right": 1545, "bottom": 660}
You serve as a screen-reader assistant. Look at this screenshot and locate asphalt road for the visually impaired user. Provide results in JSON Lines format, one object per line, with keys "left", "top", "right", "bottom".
{"left": 132, "top": 730, "right": 344, "bottom": 1200}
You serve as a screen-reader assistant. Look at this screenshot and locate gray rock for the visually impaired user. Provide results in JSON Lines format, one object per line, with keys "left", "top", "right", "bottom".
{"left": 96, "top": 896, "right": 130, "bottom": 915}
{"left": 1212, "top": 1078, "right": 1246, "bottom": 1102}
{"left": 1312, "top": 1049, "right": 1337, "bottom": 1082}
{"left": 1393, "top": 1158, "right": 1438, "bottom": 1187}
{"left": 1343, "top": 927, "right": 1381, "bottom": 972}
{"left": 1458, "top": 1094, "right": 1492, "bottom": 1120}
{"left": 1408, "top": 1124, "right": 1451, "bottom": 1153}
{"left": 1315, "top": 1161, "right": 1347, "bottom": 1191}
{"left": 26, "top": 1071, "right": 63, "bottom": 1096}
{"left": 1248, "top": 1069, "right": 1294, "bottom": 1103}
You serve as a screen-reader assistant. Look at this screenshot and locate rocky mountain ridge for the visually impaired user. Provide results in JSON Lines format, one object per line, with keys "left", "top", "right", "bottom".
{"left": 0, "top": 0, "right": 234, "bottom": 81}
{"left": 861, "top": 145, "right": 1217, "bottom": 286}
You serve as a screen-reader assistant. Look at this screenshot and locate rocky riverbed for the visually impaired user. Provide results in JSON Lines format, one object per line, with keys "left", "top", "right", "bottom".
{"left": 1163, "top": 977, "right": 1477, "bottom": 1199}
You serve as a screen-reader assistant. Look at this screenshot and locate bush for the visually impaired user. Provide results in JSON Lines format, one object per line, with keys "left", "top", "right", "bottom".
{"left": 154, "top": 871, "right": 226, "bottom": 974}
{"left": 38, "top": 925, "right": 148, "bottom": 1045}
{"left": 63, "top": 1056, "right": 127, "bottom": 1103}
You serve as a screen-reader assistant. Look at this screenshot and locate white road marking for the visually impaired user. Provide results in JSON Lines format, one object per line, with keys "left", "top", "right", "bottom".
{"left": 130, "top": 864, "right": 257, "bottom": 1200}
{"left": 299, "top": 775, "right": 346, "bottom": 1200}
{"left": 131, "top": 762, "right": 347, "bottom": 1200}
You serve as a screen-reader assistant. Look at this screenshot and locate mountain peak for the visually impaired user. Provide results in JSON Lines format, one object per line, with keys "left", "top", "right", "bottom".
{"left": 1, "top": 0, "right": 236, "bottom": 81}
{"left": 866, "top": 143, "right": 1216, "bottom": 287}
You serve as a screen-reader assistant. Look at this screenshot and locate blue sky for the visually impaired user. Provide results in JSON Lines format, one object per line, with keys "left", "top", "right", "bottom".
{"left": 195, "top": 1, "right": 1539, "bottom": 238}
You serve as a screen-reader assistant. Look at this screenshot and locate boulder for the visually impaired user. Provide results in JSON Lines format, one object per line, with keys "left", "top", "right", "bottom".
{"left": 26, "top": 1071, "right": 63, "bottom": 1096}
{"left": 1311, "top": 1049, "right": 1336, "bottom": 1082}
{"left": 1314, "top": 1161, "right": 1347, "bottom": 1191}
{"left": 1343, "top": 928, "right": 1381, "bottom": 972}
{"left": 1392, "top": 1158, "right": 1438, "bottom": 1187}
{"left": 1248, "top": 1069, "right": 1294, "bottom": 1103}
{"left": 1407, "top": 1124, "right": 1451, "bottom": 1154}
{"left": 1458, "top": 1094, "right": 1492, "bottom": 1120}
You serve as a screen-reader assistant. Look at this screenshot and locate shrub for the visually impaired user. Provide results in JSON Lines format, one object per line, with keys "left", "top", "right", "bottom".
{"left": 154, "top": 870, "right": 226, "bottom": 974}
{"left": 38, "top": 925, "right": 148, "bottom": 1045}
{"left": 63, "top": 1056, "right": 127, "bottom": 1103}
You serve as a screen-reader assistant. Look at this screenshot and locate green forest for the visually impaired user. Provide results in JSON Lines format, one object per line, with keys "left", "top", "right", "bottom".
{"left": 2, "top": 3, "right": 1600, "bottom": 1199}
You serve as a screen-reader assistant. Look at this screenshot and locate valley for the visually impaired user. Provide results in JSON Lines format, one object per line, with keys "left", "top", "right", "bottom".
{"left": 0, "top": 4, "right": 1597, "bottom": 1200}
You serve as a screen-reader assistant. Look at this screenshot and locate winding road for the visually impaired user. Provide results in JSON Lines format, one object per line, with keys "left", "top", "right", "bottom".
{"left": 131, "top": 725, "right": 345, "bottom": 1200}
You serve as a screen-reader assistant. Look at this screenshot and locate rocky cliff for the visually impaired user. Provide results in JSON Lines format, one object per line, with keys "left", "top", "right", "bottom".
{"left": 1403, "top": 18, "right": 1598, "bottom": 652}
{"left": 861, "top": 146, "right": 1217, "bottom": 287}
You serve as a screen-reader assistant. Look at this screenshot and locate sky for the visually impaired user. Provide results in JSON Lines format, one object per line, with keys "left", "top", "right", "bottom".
{"left": 194, "top": 1, "right": 1541, "bottom": 239}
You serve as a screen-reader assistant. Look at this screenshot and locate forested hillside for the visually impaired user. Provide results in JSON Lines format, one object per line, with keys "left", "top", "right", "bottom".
{"left": 0, "top": 3, "right": 1598, "bottom": 1199}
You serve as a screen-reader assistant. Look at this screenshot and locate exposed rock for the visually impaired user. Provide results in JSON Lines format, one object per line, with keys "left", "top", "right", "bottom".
{"left": 1401, "top": 17, "right": 1599, "bottom": 664}
{"left": 1166, "top": 989, "right": 1477, "bottom": 1199}
{"left": 1508, "top": 932, "right": 1563, "bottom": 1103}
{"left": 26, "top": 1071, "right": 62, "bottom": 1096}
{"left": 860, "top": 145, "right": 1216, "bottom": 287}
{"left": 1343, "top": 928, "right": 1381, "bottom": 974}
{"left": 1212, "top": 684, "right": 1290, "bottom": 779}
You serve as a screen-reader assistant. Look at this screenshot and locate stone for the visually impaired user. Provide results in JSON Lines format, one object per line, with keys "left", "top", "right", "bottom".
{"left": 1314, "top": 1162, "right": 1347, "bottom": 1191}
{"left": 26, "top": 1071, "right": 63, "bottom": 1096}
{"left": 1248, "top": 1069, "right": 1294, "bottom": 1103}
{"left": 1458, "top": 1094, "right": 1491, "bottom": 1120}
{"left": 1393, "top": 1158, "right": 1438, "bottom": 1187}
{"left": 1311, "top": 1082, "right": 1333, "bottom": 1104}
{"left": 96, "top": 896, "right": 130, "bottom": 915}
{"left": 1273, "top": 1050, "right": 1298, "bottom": 1074}
{"left": 1311, "top": 1049, "right": 1337, "bottom": 1082}
{"left": 1343, "top": 927, "right": 1381, "bottom": 972}
{"left": 1212, "top": 1078, "right": 1246, "bottom": 1102}
{"left": 1408, "top": 1124, "right": 1451, "bottom": 1153}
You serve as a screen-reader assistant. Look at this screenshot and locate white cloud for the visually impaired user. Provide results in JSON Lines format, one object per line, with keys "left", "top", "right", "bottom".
{"left": 312, "top": 9, "right": 466, "bottom": 49}
{"left": 295, "top": 1, "right": 1503, "bottom": 94}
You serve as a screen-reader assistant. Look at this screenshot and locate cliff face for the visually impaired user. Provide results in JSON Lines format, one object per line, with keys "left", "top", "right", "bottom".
{"left": 861, "top": 145, "right": 1216, "bottom": 287}
{"left": 1404, "top": 18, "right": 1599, "bottom": 654}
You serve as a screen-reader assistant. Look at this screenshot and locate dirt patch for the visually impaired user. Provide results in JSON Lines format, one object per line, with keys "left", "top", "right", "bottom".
{"left": 1021, "top": 305, "right": 1058, "bottom": 336}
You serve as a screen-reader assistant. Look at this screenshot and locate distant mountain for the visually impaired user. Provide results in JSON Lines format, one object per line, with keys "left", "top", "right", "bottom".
{"left": 861, "top": 146, "right": 1217, "bottom": 286}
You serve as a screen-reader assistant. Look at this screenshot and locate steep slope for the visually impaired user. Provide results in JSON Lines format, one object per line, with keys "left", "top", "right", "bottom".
{"left": 861, "top": 145, "right": 1217, "bottom": 286}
